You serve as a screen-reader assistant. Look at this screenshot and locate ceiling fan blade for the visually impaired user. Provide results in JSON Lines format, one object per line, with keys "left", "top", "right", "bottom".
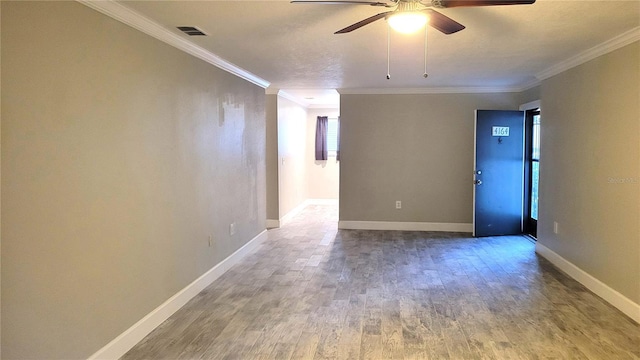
{"left": 335, "top": 11, "right": 394, "bottom": 33}
{"left": 291, "top": 0, "right": 393, "bottom": 6}
{"left": 425, "top": 9, "right": 465, "bottom": 34}
{"left": 435, "top": 0, "right": 535, "bottom": 8}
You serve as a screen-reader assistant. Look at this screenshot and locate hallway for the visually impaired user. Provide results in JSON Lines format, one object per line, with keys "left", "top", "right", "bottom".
{"left": 122, "top": 205, "right": 639, "bottom": 359}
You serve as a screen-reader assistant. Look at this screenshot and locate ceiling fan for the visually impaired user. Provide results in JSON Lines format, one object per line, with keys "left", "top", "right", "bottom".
{"left": 292, "top": 0, "right": 536, "bottom": 35}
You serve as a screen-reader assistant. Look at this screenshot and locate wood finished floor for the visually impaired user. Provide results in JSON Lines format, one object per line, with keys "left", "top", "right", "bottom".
{"left": 122, "top": 205, "right": 640, "bottom": 360}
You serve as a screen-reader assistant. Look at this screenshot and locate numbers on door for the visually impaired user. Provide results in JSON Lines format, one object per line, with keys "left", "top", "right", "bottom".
{"left": 492, "top": 126, "right": 510, "bottom": 137}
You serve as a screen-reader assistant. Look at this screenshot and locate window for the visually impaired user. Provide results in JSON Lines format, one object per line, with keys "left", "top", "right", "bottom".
{"left": 531, "top": 111, "right": 541, "bottom": 221}
{"left": 327, "top": 117, "right": 339, "bottom": 157}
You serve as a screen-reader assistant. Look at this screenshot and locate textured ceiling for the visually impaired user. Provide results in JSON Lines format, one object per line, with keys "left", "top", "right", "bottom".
{"left": 121, "top": 0, "right": 639, "bottom": 103}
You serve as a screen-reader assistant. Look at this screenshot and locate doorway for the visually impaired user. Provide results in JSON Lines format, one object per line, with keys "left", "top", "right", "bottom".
{"left": 524, "top": 109, "right": 541, "bottom": 238}
{"left": 473, "top": 110, "right": 525, "bottom": 237}
{"left": 472, "top": 104, "right": 541, "bottom": 238}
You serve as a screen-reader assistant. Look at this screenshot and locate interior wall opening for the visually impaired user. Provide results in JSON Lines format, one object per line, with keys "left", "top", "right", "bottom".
{"left": 524, "top": 107, "right": 541, "bottom": 238}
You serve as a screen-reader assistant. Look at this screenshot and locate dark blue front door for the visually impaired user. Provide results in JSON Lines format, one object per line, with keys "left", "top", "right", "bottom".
{"left": 474, "top": 110, "right": 525, "bottom": 237}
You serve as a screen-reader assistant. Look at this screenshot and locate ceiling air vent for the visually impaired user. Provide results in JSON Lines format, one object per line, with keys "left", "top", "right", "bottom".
{"left": 177, "top": 26, "right": 207, "bottom": 36}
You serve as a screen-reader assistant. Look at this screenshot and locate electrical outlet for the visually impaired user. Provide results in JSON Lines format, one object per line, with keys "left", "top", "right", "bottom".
{"left": 230, "top": 223, "right": 236, "bottom": 236}
{"left": 553, "top": 222, "right": 559, "bottom": 234}
{"left": 208, "top": 235, "right": 212, "bottom": 247}
{"left": 395, "top": 201, "right": 402, "bottom": 209}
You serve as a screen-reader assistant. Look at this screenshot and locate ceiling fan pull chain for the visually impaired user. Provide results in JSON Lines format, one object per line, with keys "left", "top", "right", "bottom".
{"left": 386, "top": 22, "right": 391, "bottom": 80}
{"left": 423, "top": 26, "right": 429, "bottom": 78}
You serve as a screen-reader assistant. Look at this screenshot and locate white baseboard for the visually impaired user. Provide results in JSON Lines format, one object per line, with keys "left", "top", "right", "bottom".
{"left": 88, "top": 230, "right": 269, "bottom": 360}
{"left": 535, "top": 242, "right": 640, "bottom": 324}
{"left": 338, "top": 220, "right": 473, "bottom": 233}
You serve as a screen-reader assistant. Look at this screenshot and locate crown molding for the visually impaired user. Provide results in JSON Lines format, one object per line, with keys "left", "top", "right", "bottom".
{"left": 337, "top": 86, "right": 523, "bottom": 95}
{"left": 514, "top": 78, "right": 542, "bottom": 92}
{"left": 536, "top": 26, "right": 640, "bottom": 82}
{"left": 77, "top": 1, "right": 638, "bottom": 96}
{"left": 77, "top": 0, "right": 270, "bottom": 89}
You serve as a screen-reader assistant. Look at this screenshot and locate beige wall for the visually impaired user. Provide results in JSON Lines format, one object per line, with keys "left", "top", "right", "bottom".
{"left": 306, "top": 108, "right": 340, "bottom": 200}
{"left": 277, "top": 97, "right": 308, "bottom": 217}
{"left": 2, "top": 3, "right": 637, "bottom": 360}
{"left": 0, "top": 3, "right": 3, "bottom": 356}
{"left": 266, "top": 94, "right": 279, "bottom": 220}
{"left": 339, "top": 92, "right": 520, "bottom": 223}
{"left": 518, "top": 85, "right": 541, "bottom": 106}
{"left": 538, "top": 41, "right": 640, "bottom": 304}
{"left": 1, "top": 2, "right": 266, "bottom": 358}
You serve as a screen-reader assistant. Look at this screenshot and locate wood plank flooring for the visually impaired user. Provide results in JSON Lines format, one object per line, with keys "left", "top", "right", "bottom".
{"left": 122, "top": 205, "right": 640, "bottom": 359}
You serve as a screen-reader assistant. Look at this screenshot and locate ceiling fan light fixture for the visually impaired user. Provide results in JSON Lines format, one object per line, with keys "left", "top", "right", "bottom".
{"left": 387, "top": 12, "right": 428, "bottom": 34}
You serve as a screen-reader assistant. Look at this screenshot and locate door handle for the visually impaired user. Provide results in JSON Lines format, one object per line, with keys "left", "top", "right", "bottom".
{"left": 474, "top": 170, "right": 482, "bottom": 175}
{"left": 474, "top": 179, "right": 482, "bottom": 185}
